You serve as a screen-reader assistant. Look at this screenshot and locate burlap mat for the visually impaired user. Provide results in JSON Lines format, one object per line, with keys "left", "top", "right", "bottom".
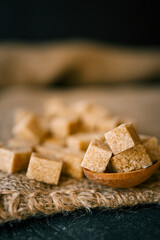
{"left": 0, "top": 87, "right": 160, "bottom": 224}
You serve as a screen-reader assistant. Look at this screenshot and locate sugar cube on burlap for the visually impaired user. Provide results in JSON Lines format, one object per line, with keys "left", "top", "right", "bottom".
{"left": 26, "top": 152, "right": 62, "bottom": 185}
{"left": 0, "top": 147, "right": 32, "bottom": 173}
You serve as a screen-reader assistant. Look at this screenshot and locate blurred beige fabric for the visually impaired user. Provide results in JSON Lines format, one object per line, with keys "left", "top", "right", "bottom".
{"left": 0, "top": 41, "right": 160, "bottom": 86}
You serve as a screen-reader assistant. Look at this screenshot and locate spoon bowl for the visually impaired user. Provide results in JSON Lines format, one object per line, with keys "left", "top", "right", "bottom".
{"left": 83, "top": 161, "right": 160, "bottom": 188}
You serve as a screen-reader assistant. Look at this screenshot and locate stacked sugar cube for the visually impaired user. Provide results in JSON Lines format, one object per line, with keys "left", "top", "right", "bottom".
{"left": 0, "top": 98, "right": 160, "bottom": 186}
{"left": 81, "top": 122, "right": 160, "bottom": 173}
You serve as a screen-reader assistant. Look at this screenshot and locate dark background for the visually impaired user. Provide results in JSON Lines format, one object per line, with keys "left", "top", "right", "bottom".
{"left": 1, "top": 206, "right": 160, "bottom": 240}
{"left": 0, "top": 0, "right": 159, "bottom": 46}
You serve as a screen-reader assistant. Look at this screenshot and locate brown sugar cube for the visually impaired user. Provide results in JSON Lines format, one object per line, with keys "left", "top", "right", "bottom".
{"left": 7, "top": 137, "right": 36, "bottom": 150}
{"left": 71, "top": 100, "right": 109, "bottom": 113}
{"left": 70, "top": 100, "right": 93, "bottom": 113}
{"left": 80, "top": 106, "right": 110, "bottom": 131}
{"left": 50, "top": 116, "right": 79, "bottom": 138}
{"left": 35, "top": 145, "right": 84, "bottom": 179}
{"left": 35, "top": 144, "right": 64, "bottom": 156}
{"left": 61, "top": 148, "right": 84, "bottom": 178}
{"left": 44, "top": 97, "right": 73, "bottom": 117}
{"left": 44, "top": 97, "right": 65, "bottom": 116}
{"left": 97, "top": 117, "right": 122, "bottom": 132}
{"left": 71, "top": 101, "right": 110, "bottom": 131}
{"left": 143, "top": 137, "right": 160, "bottom": 163}
{"left": 38, "top": 115, "right": 51, "bottom": 133}
{"left": 81, "top": 138, "right": 112, "bottom": 173}
{"left": 110, "top": 144, "right": 152, "bottom": 173}
{"left": 26, "top": 153, "right": 62, "bottom": 185}
{"left": 66, "top": 132, "right": 104, "bottom": 151}
{"left": 71, "top": 101, "right": 104, "bottom": 115}
{"left": 12, "top": 115, "right": 46, "bottom": 143}
{"left": 80, "top": 113, "right": 99, "bottom": 131}
{"left": 140, "top": 134, "right": 153, "bottom": 144}
{"left": 13, "top": 109, "right": 34, "bottom": 124}
{"left": 0, "top": 147, "right": 32, "bottom": 173}
{"left": 14, "top": 109, "right": 50, "bottom": 134}
{"left": 104, "top": 122, "right": 140, "bottom": 155}
{"left": 42, "top": 137, "right": 66, "bottom": 148}
{"left": 86, "top": 104, "right": 110, "bottom": 118}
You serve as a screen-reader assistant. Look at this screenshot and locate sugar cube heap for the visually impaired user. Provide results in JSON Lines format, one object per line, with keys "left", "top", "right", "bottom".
{"left": 81, "top": 122, "right": 158, "bottom": 173}
{"left": 0, "top": 98, "right": 159, "bottom": 186}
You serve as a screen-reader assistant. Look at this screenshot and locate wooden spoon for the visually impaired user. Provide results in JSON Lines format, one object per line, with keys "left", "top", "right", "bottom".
{"left": 83, "top": 161, "right": 160, "bottom": 188}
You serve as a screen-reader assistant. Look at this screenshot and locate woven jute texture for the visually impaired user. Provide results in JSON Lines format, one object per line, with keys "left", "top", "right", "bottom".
{"left": 0, "top": 87, "right": 160, "bottom": 224}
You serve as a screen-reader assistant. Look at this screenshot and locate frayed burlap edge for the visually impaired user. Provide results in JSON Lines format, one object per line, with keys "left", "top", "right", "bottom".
{"left": 0, "top": 170, "right": 160, "bottom": 224}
